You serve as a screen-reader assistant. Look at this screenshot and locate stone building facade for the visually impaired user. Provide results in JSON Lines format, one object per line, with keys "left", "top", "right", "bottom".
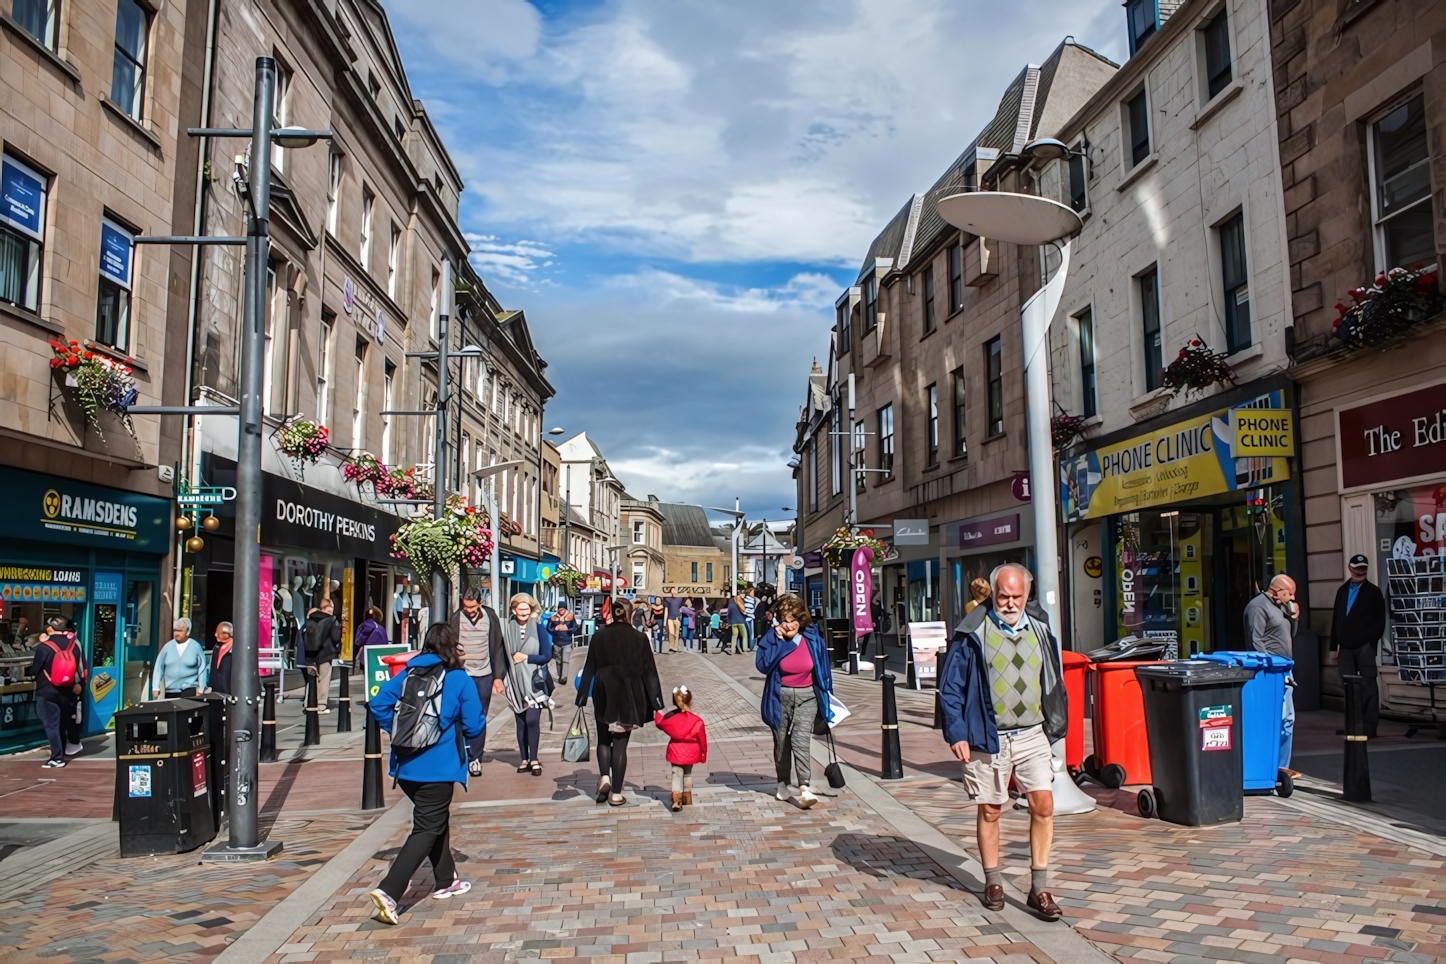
{"left": 620, "top": 496, "right": 665, "bottom": 599}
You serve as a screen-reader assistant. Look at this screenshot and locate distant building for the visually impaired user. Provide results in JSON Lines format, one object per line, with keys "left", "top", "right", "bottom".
{"left": 657, "top": 502, "right": 730, "bottom": 602}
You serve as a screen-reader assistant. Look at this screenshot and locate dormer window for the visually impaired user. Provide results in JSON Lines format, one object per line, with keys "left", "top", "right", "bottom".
{"left": 1127, "top": 0, "right": 1157, "bottom": 55}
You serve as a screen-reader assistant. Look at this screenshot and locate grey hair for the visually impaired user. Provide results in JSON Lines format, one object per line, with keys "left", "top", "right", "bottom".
{"left": 173, "top": 617, "right": 192, "bottom": 633}
{"left": 217, "top": 621, "right": 234, "bottom": 636}
{"left": 990, "top": 563, "right": 1034, "bottom": 594}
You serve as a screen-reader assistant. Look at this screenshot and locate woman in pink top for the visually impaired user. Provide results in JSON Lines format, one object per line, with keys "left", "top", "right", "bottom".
{"left": 755, "top": 595, "right": 835, "bottom": 809}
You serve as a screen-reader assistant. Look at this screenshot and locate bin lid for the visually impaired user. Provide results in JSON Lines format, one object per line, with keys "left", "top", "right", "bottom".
{"left": 1195, "top": 651, "right": 1293, "bottom": 671}
{"left": 1133, "top": 661, "right": 1256, "bottom": 686}
{"left": 1090, "top": 659, "right": 1164, "bottom": 673}
{"left": 114, "top": 697, "right": 208, "bottom": 716}
{"left": 1061, "top": 650, "right": 1089, "bottom": 667}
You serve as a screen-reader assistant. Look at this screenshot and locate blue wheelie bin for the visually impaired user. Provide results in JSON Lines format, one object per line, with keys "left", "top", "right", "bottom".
{"left": 1196, "top": 651, "right": 1294, "bottom": 797}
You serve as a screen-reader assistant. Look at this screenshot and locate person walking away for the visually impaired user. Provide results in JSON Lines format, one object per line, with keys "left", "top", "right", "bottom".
{"left": 576, "top": 597, "right": 663, "bottom": 806}
{"left": 964, "top": 578, "right": 992, "bottom": 615}
{"left": 1332, "top": 554, "right": 1385, "bottom": 738}
{"left": 680, "top": 602, "right": 696, "bottom": 652}
{"left": 655, "top": 684, "right": 707, "bottom": 811}
{"left": 727, "top": 594, "right": 748, "bottom": 654}
{"left": 353, "top": 607, "right": 389, "bottom": 675}
{"left": 709, "top": 607, "right": 722, "bottom": 651}
{"left": 30, "top": 617, "right": 87, "bottom": 767}
{"left": 939, "top": 563, "right": 1067, "bottom": 920}
{"left": 755, "top": 594, "right": 835, "bottom": 809}
{"left": 743, "top": 588, "right": 758, "bottom": 650}
{"left": 448, "top": 587, "right": 507, "bottom": 776}
{"left": 209, "top": 622, "right": 234, "bottom": 696}
{"left": 501, "top": 593, "right": 552, "bottom": 775}
{"left": 548, "top": 606, "right": 581, "bottom": 684}
{"left": 664, "top": 593, "right": 684, "bottom": 653}
{"left": 303, "top": 598, "right": 341, "bottom": 712}
{"left": 366, "top": 622, "right": 484, "bottom": 924}
{"left": 1246, "top": 574, "right": 1300, "bottom": 775}
{"left": 153, "top": 618, "right": 208, "bottom": 698}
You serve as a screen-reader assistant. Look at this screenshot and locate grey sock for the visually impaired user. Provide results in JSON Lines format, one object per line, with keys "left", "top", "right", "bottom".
{"left": 1031, "top": 866, "right": 1048, "bottom": 893}
{"left": 983, "top": 866, "right": 1004, "bottom": 889}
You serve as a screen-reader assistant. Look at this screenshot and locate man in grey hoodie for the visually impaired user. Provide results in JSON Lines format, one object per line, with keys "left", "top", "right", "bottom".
{"left": 1244, "top": 574, "right": 1298, "bottom": 773}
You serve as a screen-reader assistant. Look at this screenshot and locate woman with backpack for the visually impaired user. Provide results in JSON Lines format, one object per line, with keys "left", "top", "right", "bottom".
{"left": 500, "top": 593, "right": 553, "bottom": 777}
{"left": 576, "top": 597, "right": 664, "bottom": 806}
{"left": 29, "top": 616, "right": 86, "bottom": 768}
{"left": 366, "top": 622, "right": 484, "bottom": 926}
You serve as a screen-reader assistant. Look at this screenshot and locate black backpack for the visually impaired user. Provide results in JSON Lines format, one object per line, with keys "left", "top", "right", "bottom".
{"left": 389, "top": 663, "right": 447, "bottom": 754}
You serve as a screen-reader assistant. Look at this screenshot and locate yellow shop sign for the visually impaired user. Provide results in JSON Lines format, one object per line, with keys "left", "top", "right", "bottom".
{"left": 1059, "top": 392, "right": 1293, "bottom": 522}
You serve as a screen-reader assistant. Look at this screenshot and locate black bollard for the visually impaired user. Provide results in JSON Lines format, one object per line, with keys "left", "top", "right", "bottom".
{"left": 880, "top": 671, "right": 904, "bottom": 779}
{"left": 848, "top": 629, "right": 859, "bottom": 676}
{"left": 362, "top": 708, "right": 385, "bottom": 810}
{"left": 932, "top": 690, "right": 944, "bottom": 730}
{"left": 260, "top": 680, "right": 278, "bottom": 763}
{"left": 336, "top": 664, "right": 352, "bottom": 732}
{"left": 303, "top": 671, "right": 321, "bottom": 746}
{"left": 1342, "top": 674, "right": 1372, "bottom": 802}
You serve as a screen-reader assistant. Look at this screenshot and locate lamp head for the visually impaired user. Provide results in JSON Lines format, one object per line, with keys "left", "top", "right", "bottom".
{"left": 1022, "top": 137, "right": 1073, "bottom": 162}
{"left": 272, "top": 126, "right": 320, "bottom": 149}
{"left": 548, "top": 427, "right": 565, "bottom": 436}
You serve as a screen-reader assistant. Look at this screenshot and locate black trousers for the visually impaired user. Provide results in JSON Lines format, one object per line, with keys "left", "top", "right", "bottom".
{"left": 379, "top": 780, "right": 456, "bottom": 900}
{"left": 36, "top": 691, "right": 79, "bottom": 762}
{"left": 466, "top": 675, "right": 494, "bottom": 762}
{"left": 1338, "top": 644, "right": 1380, "bottom": 735}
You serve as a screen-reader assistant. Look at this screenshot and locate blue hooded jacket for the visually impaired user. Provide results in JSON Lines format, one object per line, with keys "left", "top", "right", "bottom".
{"left": 755, "top": 624, "right": 834, "bottom": 730}
{"left": 369, "top": 653, "right": 485, "bottom": 785}
{"left": 938, "top": 602, "right": 1064, "bottom": 753}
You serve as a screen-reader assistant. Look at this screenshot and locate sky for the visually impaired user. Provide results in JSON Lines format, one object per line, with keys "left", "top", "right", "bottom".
{"left": 383, "top": 0, "right": 1129, "bottom": 520}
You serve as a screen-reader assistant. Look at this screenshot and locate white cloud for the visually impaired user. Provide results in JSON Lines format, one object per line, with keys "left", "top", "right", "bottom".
{"left": 606, "top": 269, "right": 841, "bottom": 313}
{"left": 465, "top": 233, "right": 554, "bottom": 287}
{"left": 383, "top": 0, "right": 541, "bottom": 81}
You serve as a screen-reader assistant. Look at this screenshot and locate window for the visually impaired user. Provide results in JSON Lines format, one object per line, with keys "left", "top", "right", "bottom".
{"left": 360, "top": 186, "right": 374, "bottom": 268}
{"left": 387, "top": 223, "right": 400, "bottom": 299}
{"left": 632, "top": 564, "right": 645, "bottom": 591}
{"left": 924, "top": 383, "right": 939, "bottom": 466}
{"left": 633, "top": 520, "right": 645, "bottom": 544}
{"left": 428, "top": 267, "right": 440, "bottom": 341}
{"left": 985, "top": 337, "right": 1003, "bottom": 437}
{"left": 808, "top": 439, "right": 817, "bottom": 511}
{"left": 367, "top": 70, "right": 380, "bottom": 99}
{"left": 13, "top": 0, "right": 58, "bottom": 49}
{"left": 877, "top": 404, "right": 894, "bottom": 478}
{"left": 269, "top": 61, "right": 291, "bottom": 171}
{"left": 382, "top": 360, "right": 395, "bottom": 463}
{"left": 460, "top": 435, "right": 470, "bottom": 495}
{"left": 1219, "top": 212, "right": 1251, "bottom": 353}
{"left": 93, "top": 218, "right": 133, "bottom": 350}
{"left": 836, "top": 302, "right": 851, "bottom": 355}
{"left": 1077, "top": 308, "right": 1097, "bottom": 419}
{"left": 1140, "top": 267, "right": 1163, "bottom": 392}
{"left": 691, "top": 562, "right": 698, "bottom": 582}
{"left": 1370, "top": 93, "right": 1434, "bottom": 271}
{"left": 326, "top": 152, "right": 341, "bottom": 235}
{"left": 317, "top": 313, "right": 333, "bottom": 422}
{"left": 962, "top": 160, "right": 978, "bottom": 192}
{"left": 394, "top": 116, "right": 405, "bottom": 141}
{"left": 1068, "top": 147, "right": 1088, "bottom": 212}
{"left": 1127, "top": 0, "right": 1157, "bottom": 55}
{"left": 262, "top": 267, "right": 279, "bottom": 415}
{"left": 952, "top": 367, "right": 967, "bottom": 457}
{"left": 830, "top": 405, "right": 842, "bottom": 494}
{"left": 1127, "top": 88, "right": 1151, "bottom": 167}
{"left": 922, "top": 266, "right": 936, "bottom": 333}
{"left": 0, "top": 155, "right": 46, "bottom": 312}
{"left": 1203, "top": 9, "right": 1232, "bottom": 99}
{"left": 706, "top": 563, "right": 713, "bottom": 583}
{"left": 863, "top": 275, "right": 878, "bottom": 332}
{"left": 853, "top": 420, "right": 866, "bottom": 492}
{"left": 948, "top": 244, "right": 963, "bottom": 312}
{"left": 352, "top": 337, "right": 368, "bottom": 451}
{"left": 111, "top": 0, "right": 149, "bottom": 120}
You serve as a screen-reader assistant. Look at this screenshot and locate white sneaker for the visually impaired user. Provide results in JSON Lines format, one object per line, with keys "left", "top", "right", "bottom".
{"left": 42, "top": 759, "right": 66, "bottom": 769}
{"left": 430, "top": 879, "right": 471, "bottom": 899}
{"left": 776, "top": 783, "right": 788, "bottom": 801}
{"left": 468, "top": 759, "right": 483, "bottom": 777}
{"left": 798, "top": 786, "right": 818, "bottom": 809}
{"left": 368, "top": 888, "right": 399, "bottom": 924}
{"left": 64, "top": 742, "right": 84, "bottom": 756}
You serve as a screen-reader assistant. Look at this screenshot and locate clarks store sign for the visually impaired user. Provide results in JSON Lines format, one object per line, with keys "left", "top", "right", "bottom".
{"left": 1338, "top": 381, "right": 1446, "bottom": 491}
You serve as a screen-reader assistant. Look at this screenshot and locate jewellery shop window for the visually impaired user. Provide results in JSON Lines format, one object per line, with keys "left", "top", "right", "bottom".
{"left": 1375, "top": 485, "right": 1446, "bottom": 684}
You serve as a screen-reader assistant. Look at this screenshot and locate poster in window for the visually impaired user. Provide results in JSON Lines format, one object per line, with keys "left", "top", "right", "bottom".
{"left": 1, "top": 156, "right": 45, "bottom": 240}
{"left": 99, "top": 219, "right": 133, "bottom": 289}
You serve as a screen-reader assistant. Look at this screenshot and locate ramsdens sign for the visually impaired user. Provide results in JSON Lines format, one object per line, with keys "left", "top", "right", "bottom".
{"left": 2, "top": 466, "right": 171, "bottom": 552}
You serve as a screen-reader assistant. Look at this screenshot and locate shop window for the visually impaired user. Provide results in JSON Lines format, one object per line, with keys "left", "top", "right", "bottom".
{"left": 1219, "top": 211, "right": 1251, "bottom": 353}
{"left": 1369, "top": 93, "right": 1435, "bottom": 272}
{"left": 1077, "top": 308, "right": 1097, "bottom": 418}
{"left": 925, "top": 383, "right": 938, "bottom": 467}
{"left": 922, "top": 265, "right": 936, "bottom": 334}
{"left": 94, "top": 217, "right": 134, "bottom": 350}
{"left": 1114, "top": 510, "right": 1213, "bottom": 656}
{"left": 1140, "top": 266, "right": 1162, "bottom": 392}
{"left": 0, "top": 154, "right": 47, "bottom": 312}
{"left": 1376, "top": 487, "right": 1446, "bottom": 683}
{"left": 985, "top": 337, "right": 1003, "bottom": 437}
{"left": 13, "top": 0, "right": 59, "bottom": 50}
{"left": 111, "top": 0, "right": 150, "bottom": 120}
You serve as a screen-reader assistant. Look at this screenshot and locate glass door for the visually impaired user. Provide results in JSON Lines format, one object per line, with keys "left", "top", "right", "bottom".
{"left": 121, "top": 578, "right": 157, "bottom": 708}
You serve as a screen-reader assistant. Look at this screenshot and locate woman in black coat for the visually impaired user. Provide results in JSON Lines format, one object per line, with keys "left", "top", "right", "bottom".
{"left": 576, "top": 597, "right": 663, "bottom": 806}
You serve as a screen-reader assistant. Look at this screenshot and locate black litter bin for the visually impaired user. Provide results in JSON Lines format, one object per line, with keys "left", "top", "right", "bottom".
{"left": 1134, "top": 662, "right": 1255, "bottom": 826}
{"left": 192, "top": 692, "right": 231, "bottom": 829}
{"left": 114, "top": 699, "right": 217, "bottom": 856}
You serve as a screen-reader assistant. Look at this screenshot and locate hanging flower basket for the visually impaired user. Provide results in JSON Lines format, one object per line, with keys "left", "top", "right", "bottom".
{"left": 343, "top": 451, "right": 387, "bottom": 489}
{"left": 549, "top": 564, "right": 588, "bottom": 596}
{"left": 821, "top": 526, "right": 888, "bottom": 567}
{"left": 390, "top": 493, "right": 494, "bottom": 576}
{"left": 374, "top": 465, "right": 434, "bottom": 502}
{"left": 277, "top": 417, "right": 329, "bottom": 470}
{"left": 49, "top": 340, "right": 138, "bottom": 441}
{"left": 1161, "top": 338, "right": 1236, "bottom": 397}
{"left": 1051, "top": 410, "right": 1090, "bottom": 450}
{"left": 1333, "top": 265, "right": 1440, "bottom": 351}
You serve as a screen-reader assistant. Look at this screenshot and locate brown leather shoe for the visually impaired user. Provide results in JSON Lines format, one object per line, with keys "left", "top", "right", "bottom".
{"left": 1027, "top": 890, "right": 1062, "bottom": 920}
{"left": 670, "top": 792, "right": 683, "bottom": 812}
{"left": 980, "top": 884, "right": 1005, "bottom": 911}
{"left": 682, "top": 791, "right": 692, "bottom": 805}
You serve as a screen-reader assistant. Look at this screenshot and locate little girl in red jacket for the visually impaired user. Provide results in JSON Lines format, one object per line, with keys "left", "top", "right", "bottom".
{"left": 655, "top": 684, "right": 707, "bottom": 811}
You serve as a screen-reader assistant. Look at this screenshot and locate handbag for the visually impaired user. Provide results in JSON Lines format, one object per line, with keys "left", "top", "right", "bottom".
{"left": 561, "top": 707, "right": 591, "bottom": 762}
{"left": 824, "top": 728, "right": 846, "bottom": 789}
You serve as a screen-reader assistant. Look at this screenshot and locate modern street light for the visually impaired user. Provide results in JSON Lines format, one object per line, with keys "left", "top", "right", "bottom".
{"left": 474, "top": 460, "right": 526, "bottom": 608}
{"left": 706, "top": 501, "right": 744, "bottom": 598}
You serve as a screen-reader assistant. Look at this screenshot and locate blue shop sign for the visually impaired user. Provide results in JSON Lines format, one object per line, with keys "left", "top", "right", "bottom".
{"left": 93, "top": 571, "right": 123, "bottom": 605}
{"left": 0, "top": 156, "right": 45, "bottom": 240}
{"left": 511, "top": 557, "right": 551, "bottom": 583}
{"left": 2, "top": 465, "right": 171, "bottom": 553}
{"left": 99, "top": 219, "right": 133, "bottom": 288}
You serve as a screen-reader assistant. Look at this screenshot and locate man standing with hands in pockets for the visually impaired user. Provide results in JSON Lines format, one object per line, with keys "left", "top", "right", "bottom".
{"left": 939, "top": 564, "right": 1067, "bottom": 920}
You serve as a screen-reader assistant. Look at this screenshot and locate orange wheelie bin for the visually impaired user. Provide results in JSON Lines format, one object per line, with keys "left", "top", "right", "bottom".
{"left": 1061, "top": 650, "right": 1089, "bottom": 773}
{"left": 1085, "top": 661, "right": 1157, "bottom": 788}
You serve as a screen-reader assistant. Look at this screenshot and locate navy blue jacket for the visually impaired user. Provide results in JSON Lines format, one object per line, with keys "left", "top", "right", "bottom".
{"left": 547, "top": 615, "right": 580, "bottom": 647}
{"left": 755, "top": 625, "right": 834, "bottom": 731}
{"left": 369, "top": 653, "right": 485, "bottom": 785}
{"left": 938, "top": 604, "right": 1065, "bottom": 753}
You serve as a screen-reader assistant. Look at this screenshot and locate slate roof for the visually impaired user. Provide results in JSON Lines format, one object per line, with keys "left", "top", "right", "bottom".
{"left": 657, "top": 503, "right": 717, "bottom": 547}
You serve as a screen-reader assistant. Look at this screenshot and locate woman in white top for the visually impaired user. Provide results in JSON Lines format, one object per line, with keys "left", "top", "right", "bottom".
{"left": 152, "top": 618, "right": 208, "bottom": 697}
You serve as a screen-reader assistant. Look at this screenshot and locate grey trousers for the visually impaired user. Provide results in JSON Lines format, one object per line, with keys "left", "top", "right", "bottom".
{"left": 773, "top": 686, "right": 816, "bottom": 788}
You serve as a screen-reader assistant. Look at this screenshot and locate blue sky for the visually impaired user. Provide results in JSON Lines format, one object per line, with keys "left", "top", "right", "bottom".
{"left": 383, "top": 0, "right": 1128, "bottom": 517}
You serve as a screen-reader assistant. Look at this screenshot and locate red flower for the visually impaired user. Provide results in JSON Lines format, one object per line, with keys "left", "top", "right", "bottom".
{"left": 1375, "top": 273, "right": 1386, "bottom": 285}
{"left": 1190, "top": 339, "right": 1201, "bottom": 347}
{"left": 49, "top": 358, "right": 61, "bottom": 368}
{"left": 1178, "top": 350, "right": 1187, "bottom": 359}
{"left": 67, "top": 354, "right": 79, "bottom": 365}
{"left": 82, "top": 351, "right": 93, "bottom": 361}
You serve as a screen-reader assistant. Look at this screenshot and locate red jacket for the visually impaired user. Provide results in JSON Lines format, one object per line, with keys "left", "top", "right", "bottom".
{"left": 654, "top": 709, "right": 707, "bottom": 765}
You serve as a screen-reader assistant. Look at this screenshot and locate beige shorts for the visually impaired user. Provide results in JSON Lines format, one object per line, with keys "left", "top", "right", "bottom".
{"left": 961, "top": 723, "right": 1054, "bottom": 805}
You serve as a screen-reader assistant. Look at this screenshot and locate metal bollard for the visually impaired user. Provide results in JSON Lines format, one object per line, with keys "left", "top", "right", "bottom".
{"left": 260, "top": 681, "right": 278, "bottom": 763}
{"left": 303, "top": 671, "right": 321, "bottom": 746}
{"left": 362, "top": 708, "right": 385, "bottom": 810}
{"left": 336, "top": 664, "right": 352, "bottom": 732}
{"left": 932, "top": 690, "right": 943, "bottom": 730}
{"left": 1342, "top": 674, "right": 1371, "bottom": 802}
{"left": 880, "top": 671, "right": 904, "bottom": 780}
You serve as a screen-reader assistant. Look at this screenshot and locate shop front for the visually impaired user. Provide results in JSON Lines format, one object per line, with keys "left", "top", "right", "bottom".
{"left": 0, "top": 466, "right": 172, "bottom": 753}
{"left": 942, "top": 510, "right": 1034, "bottom": 625}
{"left": 1059, "top": 386, "right": 1299, "bottom": 657}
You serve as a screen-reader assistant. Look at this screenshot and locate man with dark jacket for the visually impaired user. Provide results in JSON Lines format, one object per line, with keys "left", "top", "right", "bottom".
{"left": 1332, "top": 554, "right": 1386, "bottom": 738}
{"left": 29, "top": 617, "right": 87, "bottom": 768}
{"left": 939, "top": 563, "right": 1065, "bottom": 921}
{"left": 303, "top": 599, "right": 342, "bottom": 712}
{"left": 448, "top": 587, "right": 507, "bottom": 776}
{"left": 548, "top": 606, "right": 581, "bottom": 684}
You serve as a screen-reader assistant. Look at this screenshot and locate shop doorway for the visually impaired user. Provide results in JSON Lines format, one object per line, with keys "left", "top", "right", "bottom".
{"left": 204, "top": 569, "right": 234, "bottom": 646}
